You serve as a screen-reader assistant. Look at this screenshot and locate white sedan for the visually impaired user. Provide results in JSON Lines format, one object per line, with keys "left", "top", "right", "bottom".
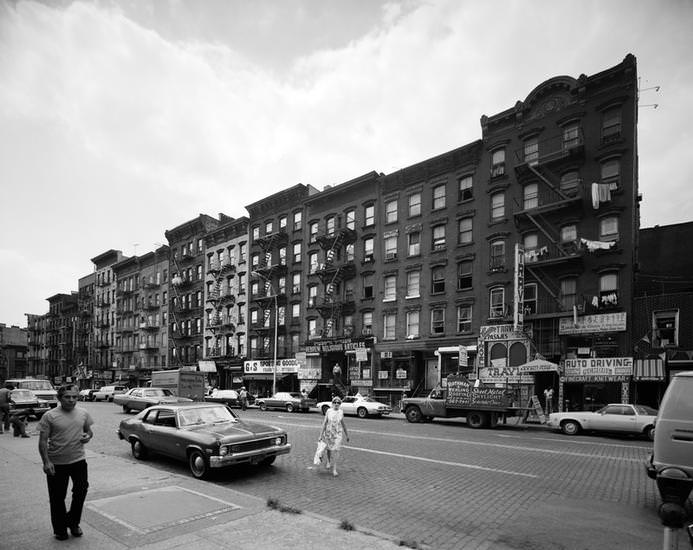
{"left": 547, "top": 403, "right": 658, "bottom": 440}
{"left": 317, "top": 395, "right": 392, "bottom": 418}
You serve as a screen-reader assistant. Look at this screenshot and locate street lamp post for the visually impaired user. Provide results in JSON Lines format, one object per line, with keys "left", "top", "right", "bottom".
{"left": 251, "top": 271, "right": 278, "bottom": 395}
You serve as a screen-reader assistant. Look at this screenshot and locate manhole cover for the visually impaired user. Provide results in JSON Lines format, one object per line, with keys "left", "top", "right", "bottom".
{"left": 88, "top": 486, "right": 240, "bottom": 534}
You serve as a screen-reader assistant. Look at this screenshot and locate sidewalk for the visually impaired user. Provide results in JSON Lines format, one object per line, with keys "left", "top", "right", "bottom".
{"left": 0, "top": 430, "right": 403, "bottom": 550}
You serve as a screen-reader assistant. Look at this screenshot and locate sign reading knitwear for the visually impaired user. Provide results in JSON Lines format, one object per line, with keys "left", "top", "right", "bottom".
{"left": 559, "top": 312, "right": 627, "bottom": 335}
{"left": 563, "top": 357, "right": 633, "bottom": 379}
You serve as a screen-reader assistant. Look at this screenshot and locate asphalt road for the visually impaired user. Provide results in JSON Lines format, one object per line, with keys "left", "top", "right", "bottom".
{"left": 82, "top": 401, "right": 670, "bottom": 550}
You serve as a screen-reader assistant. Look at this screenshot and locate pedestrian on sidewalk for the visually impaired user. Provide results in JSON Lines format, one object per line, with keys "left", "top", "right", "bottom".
{"left": 0, "top": 382, "right": 13, "bottom": 434}
{"left": 238, "top": 387, "right": 248, "bottom": 411}
{"left": 10, "top": 408, "right": 30, "bottom": 437}
{"left": 319, "top": 396, "right": 349, "bottom": 477}
{"left": 38, "top": 384, "right": 94, "bottom": 541}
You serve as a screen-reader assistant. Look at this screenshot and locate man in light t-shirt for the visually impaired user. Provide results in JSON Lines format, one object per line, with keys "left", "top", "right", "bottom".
{"left": 38, "top": 385, "right": 94, "bottom": 541}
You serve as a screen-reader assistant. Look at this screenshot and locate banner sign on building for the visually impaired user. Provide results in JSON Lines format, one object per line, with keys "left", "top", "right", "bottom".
{"left": 305, "top": 337, "right": 374, "bottom": 354}
{"left": 244, "top": 358, "right": 301, "bottom": 374}
{"left": 478, "top": 365, "right": 534, "bottom": 385}
{"left": 559, "top": 312, "right": 627, "bottom": 335}
{"left": 458, "top": 346, "right": 468, "bottom": 368}
{"left": 563, "top": 357, "right": 633, "bottom": 380}
{"left": 513, "top": 243, "right": 525, "bottom": 330}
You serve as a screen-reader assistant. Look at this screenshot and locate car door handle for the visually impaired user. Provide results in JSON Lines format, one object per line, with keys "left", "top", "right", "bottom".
{"left": 672, "top": 431, "right": 693, "bottom": 442}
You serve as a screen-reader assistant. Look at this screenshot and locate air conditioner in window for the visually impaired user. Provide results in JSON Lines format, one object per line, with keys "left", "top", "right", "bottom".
{"left": 385, "top": 252, "right": 397, "bottom": 260}
{"left": 364, "top": 254, "right": 374, "bottom": 262}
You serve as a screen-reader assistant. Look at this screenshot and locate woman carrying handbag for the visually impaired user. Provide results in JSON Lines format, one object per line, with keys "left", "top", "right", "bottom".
{"left": 319, "top": 397, "right": 349, "bottom": 477}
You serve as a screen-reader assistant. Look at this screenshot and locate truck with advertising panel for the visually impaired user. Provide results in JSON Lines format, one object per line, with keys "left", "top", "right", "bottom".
{"left": 149, "top": 369, "right": 206, "bottom": 401}
{"left": 400, "top": 374, "right": 523, "bottom": 428}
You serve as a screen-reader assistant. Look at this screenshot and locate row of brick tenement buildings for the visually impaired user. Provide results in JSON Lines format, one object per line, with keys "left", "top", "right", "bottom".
{"left": 16, "top": 54, "right": 690, "bottom": 411}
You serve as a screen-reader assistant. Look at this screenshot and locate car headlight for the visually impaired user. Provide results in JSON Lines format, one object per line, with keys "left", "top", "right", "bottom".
{"left": 219, "top": 445, "right": 229, "bottom": 456}
{"left": 274, "top": 436, "right": 284, "bottom": 446}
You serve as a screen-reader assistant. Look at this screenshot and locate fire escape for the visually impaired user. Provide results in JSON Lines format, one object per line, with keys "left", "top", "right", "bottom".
{"left": 513, "top": 128, "right": 586, "bottom": 319}
{"left": 169, "top": 249, "right": 197, "bottom": 366}
{"left": 251, "top": 230, "right": 288, "bottom": 358}
{"left": 311, "top": 226, "right": 357, "bottom": 338}
{"left": 205, "top": 256, "right": 237, "bottom": 359}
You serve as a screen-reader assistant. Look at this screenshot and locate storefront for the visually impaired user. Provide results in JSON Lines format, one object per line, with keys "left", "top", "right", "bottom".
{"left": 561, "top": 357, "right": 632, "bottom": 411}
{"left": 632, "top": 357, "right": 665, "bottom": 409}
{"left": 242, "top": 358, "right": 301, "bottom": 397}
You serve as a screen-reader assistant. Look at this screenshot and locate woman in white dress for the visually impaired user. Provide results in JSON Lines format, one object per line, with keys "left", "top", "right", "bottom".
{"left": 320, "top": 396, "right": 350, "bottom": 476}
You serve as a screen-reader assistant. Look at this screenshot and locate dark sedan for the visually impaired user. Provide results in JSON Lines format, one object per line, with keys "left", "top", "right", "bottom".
{"left": 117, "top": 402, "right": 291, "bottom": 478}
{"left": 10, "top": 389, "right": 50, "bottom": 419}
{"left": 204, "top": 389, "right": 256, "bottom": 408}
{"left": 113, "top": 387, "right": 192, "bottom": 413}
{"left": 256, "top": 392, "right": 316, "bottom": 413}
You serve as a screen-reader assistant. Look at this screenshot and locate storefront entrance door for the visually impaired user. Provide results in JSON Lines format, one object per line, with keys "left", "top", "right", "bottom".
{"left": 425, "top": 359, "right": 439, "bottom": 390}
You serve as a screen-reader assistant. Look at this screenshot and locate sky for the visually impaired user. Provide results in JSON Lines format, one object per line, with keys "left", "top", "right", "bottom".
{"left": 1, "top": 0, "right": 692, "bottom": 328}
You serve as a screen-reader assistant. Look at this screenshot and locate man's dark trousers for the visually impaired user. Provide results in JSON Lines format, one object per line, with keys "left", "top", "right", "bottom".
{"left": 46, "top": 460, "right": 89, "bottom": 536}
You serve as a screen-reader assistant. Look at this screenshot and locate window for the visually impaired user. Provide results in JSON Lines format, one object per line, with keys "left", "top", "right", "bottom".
{"left": 309, "top": 221, "right": 319, "bottom": 243}
{"left": 457, "top": 260, "right": 472, "bottom": 290}
{"left": 560, "top": 278, "right": 577, "bottom": 310}
{"left": 251, "top": 254, "right": 259, "bottom": 267}
{"left": 563, "top": 122, "right": 580, "bottom": 149}
{"left": 406, "top": 271, "right": 420, "bottom": 298}
{"left": 653, "top": 310, "right": 678, "bottom": 347}
{"left": 430, "top": 308, "right": 445, "bottom": 335}
{"left": 345, "top": 242, "right": 354, "bottom": 261}
{"left": 524, "top": 137, "right": 539, "bottom": 166}
{"left": 326, "top": 216, "right": 336, "bottom": 235}
{"left": 291, "top": 303, "right": 300, "bottom": 319}
{"left": 491, "top": 149, "right": 505, "bottom": 177}
{"left": 293, "top": 242, "right": 301, "bottom": 263}
{"left": 308, "top": 318, "right": 317, "bottom": 338}
{"left": 345, "top": 209, "right": 355, "bottom": 230}
{"left": 384, "top": 275, "right": 396, "bottom": 301}
{"left": 265, "top": 220, "right": 273, "bottom": 234}
{"left": 457, "top": 305, "right": 472, "bottom": 332}
{"left": 292, "top": 273, "right": 301, "bottom": 294}
{"left": 252, "top": 226, "right": 260, "bottom": 240}
{"left": 308, "top": 252, "right": 319, "bottom": 273}
{"left": 458, "top": 218, "right": 472, "bottom": 245}
{"left": 407, "top": 231, "right": 420, "bottom": 256}
{"left": 600, "top": 216, "right": 619, "bottom": 241}
{"left": 523, "top": 232, "right": 538, "bottom": 255}
{"left": 602, "top": 107, "right": 622, "bottom": 143}
{"left": 431, "top": 266, "right": 445, "bottom": 293}
{"left": 362, "top": 311, "right": 373, "bottom": 335}
{"left": 383, "top": 313, "right": 396, "bottom": 340}
{"left": 384, "top": 235, "right": 397, "bottom": 259}
{"left": 385, "top": 200, "right": 398, "bottom": 223}
{"left": 408, "top": 193, "right": 421, "bottom": 217}
{"left": 601, "top": 158, "right": 621, "bottom": 190}
{"left": 293, "top": 211, "right": 302, "bottom": 231}
{"left": 363, "top": 273, "right": 374, "bottom": 299}
{"left": 279, "top": 215, "right": 287, "bottom": 230}
{"left": 458, "top": 175, "right": 473, "bottom": 201}
{"left": 490, "top": 239, "right": 505, "bottom": 270}
{"left": 432, "top": 224, "right": 446, "bottom": 250}
{"left": 364, "top": 204, "right": 375, "bottom": 226}
{"left": 491, "top": 192, "right": 505, "bottom": 222}
{"left": 523, "top": 183, "right": 539, "bottom": 210}
{"left": 560, "top": 171, "right": 580, "bottom": 196}
{"left": 561, "top": 224, "right": 577, "bottom": 243}
{"left": 406, "top": 310, "right": 420, "bottom": 338}
{"left": 523, "top": 283, "right": 537, "bottom": 314}
{"left": 599, "top": 272, "right": 619, "bottom": 307}
{"left": 489, "top": 287, "right": 505, "bottom": 318}
{"left": 363, "top": 237, "right": 374, "bottom": 261}
{"left": 238, "top": 243, "right": 246, "bottom": 263}
{"left": 432, "top": 184, "right": 446, "bottom": 210}
{"left": 307, "top": 284, "right": 317, "bottom": 307}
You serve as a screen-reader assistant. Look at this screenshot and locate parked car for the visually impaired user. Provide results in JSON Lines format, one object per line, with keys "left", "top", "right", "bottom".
{"left": 646, "top": 371, "right": 693, "bottom": 480}
{"left": 204, "top": 389, "right": 256, "bottom": 408}
{"left": 9, "top": 389, "right": 50, "bottom": 419}
{"left": 114, "top": 387, "right": 192, "bottom": 413}
{"left": 92, "top": 385, "right": 128, "bottom": 402}
{"left": 78, "top": 388, "right": 97, "bottom": 401}
{"left": 117, "top": 402, "right": 291, "bottom": 479}
{"left": 317, "top": 395, "right": 392, "bottom": 418}
{"left": 547, "top": 403, "right": 658, "bottom": 440}
{"left": 256, "top": 392, "right": 316, "bottom": 413}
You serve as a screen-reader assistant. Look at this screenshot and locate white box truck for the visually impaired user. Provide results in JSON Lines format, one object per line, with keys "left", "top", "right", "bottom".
{"left": 150, "top": 369, "right": 206, "bottom": 401}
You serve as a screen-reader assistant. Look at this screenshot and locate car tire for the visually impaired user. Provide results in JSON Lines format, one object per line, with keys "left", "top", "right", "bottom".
{"left": 259, "top": 456, "right": 276, "bottom": 467}
{"left": 405, "top": 406, "right": 423, "bottom": 423}
{"left": 108, "top": 396, "right": 114, "bottom": 402}
{"left": 467, "top": 411, "right": 489, "bottom": 429}
{"left": 189, "top": 449, "right": 208, "bottom": 479}
{"left": 357, "top": 407, "right": 368, "bottom": 419}
{"left": 561, "top": 420, "right": 581, "bottom": 436}
{"left": 645, "top": 425, "right": 655, "bottom": 441}
{"left": 259, "top": 402, "right": 267, "bottom": 411}
{"left": 122, "top": 405, "right": 130, "bottom": 414}
{"left": 131, "top": 439, "right": 148, "bottom": 460}
{"left": 286, "top": 403, "right": 295, "bottom": 413}
{"left": 321, "top": 405, "right": 330, "bottom": 415}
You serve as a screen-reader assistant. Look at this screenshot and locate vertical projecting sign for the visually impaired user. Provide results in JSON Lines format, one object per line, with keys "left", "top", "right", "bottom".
{"left": 513, "top": 243, "right": 525, "bottom": 330}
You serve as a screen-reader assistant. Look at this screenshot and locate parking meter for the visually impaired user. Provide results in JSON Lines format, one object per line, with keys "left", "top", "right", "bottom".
{"left": 656, "top": 467, "right": 693, "bottom": 549}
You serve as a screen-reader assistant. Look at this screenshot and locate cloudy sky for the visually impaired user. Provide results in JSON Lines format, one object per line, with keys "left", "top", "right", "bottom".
{"left": 1, "top": 0, "right": 691, "bottom": 328}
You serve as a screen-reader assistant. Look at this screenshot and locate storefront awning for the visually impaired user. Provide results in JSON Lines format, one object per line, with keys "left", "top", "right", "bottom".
{"left": 197, "top": 361, "right": 217, "bottom": 373}
{"left": 633, "top": 358, "right": 664, "bottom": 381}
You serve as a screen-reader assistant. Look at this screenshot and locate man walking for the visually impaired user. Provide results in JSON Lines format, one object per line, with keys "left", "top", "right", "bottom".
{"left": 0, "top": 382, "right": 12, "bottom": 434}
{"left": 38, "top": 385, "right": 94, "bottom": 541}
{"left": 238, "top": 386, "right": 248, "bottom": 411}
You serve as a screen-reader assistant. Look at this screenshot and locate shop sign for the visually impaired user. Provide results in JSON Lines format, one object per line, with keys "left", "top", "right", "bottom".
{"left": 563, "top": 357, "right": 633, "bottom": 379}
{"left": 563, "top": 375, "right": 631, "bottom": 383}
{"left": 355, "top": 348, "right": 368, "bottom": 362}
{"left": 396, "top": 368, "right": 407, "bottom": 379}
{"left": 559, "top": 312, "right": 627, "bottom": 335}
{"left": 298, "top": 367, "right": 321, "bottom": 379}
{"left": 351, "top": 379, "right": 373, "bottom": 386}
{"left": 458, "top": 346, "right": 468, "bottom": 368}
{"left": 381, "top": 351, "right": 392, "bottom": 358}
{"left": 478, "top": 365, "right": 534, "bottom": 384}
{"left": 305, "top": 337, "right": 374, "bottom": 353}
{"left": 244, "top": 358, "right": 301, "bottom": 374}
{"left": 479, "top": 324, "right": 532, "bottom": 341}
{"left": 378, "top": 370, "right": 389, "bottom": 379}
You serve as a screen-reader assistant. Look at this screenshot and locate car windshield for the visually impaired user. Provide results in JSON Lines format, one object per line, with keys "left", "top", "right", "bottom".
{"left": 11, "top": 390, "right": 35, "bottom": 400}
{"left": 17, "top": 381, "right": 53, "bottom": 391}
{"left": 179, "top": 406, "right": 236, "bottom": 426}
{"left": 287, "top": 393, "right": 303, "bottom": 399}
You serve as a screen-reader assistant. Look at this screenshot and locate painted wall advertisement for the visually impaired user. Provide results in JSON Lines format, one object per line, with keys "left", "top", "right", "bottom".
{"left": 563, "top": 357, "right": 633, "bottom": 382}
{"left": 478, "top": 324, "right": 533, "bottom": 384}
{"left": 559, "top": 312, "right": 627, "bottom": 335}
